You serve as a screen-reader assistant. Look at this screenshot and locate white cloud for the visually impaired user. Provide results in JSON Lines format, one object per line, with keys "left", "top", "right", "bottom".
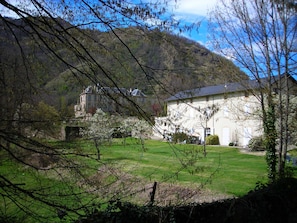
{"left": 173, "top": 0, "right": 218, "bottom": 17}
{"left": 167, "top": 0, "right": 220, "bottom": 46}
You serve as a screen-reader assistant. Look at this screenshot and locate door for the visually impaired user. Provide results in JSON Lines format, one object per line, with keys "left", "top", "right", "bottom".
{"left": 222, "top": 128, "right": 230, "bottom": 146}
{"left": 243, "top": 128, "right": 252, "bottom": 146}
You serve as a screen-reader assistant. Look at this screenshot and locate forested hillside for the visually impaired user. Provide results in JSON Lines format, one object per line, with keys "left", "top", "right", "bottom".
{"left": 0, "top": 17, "right": 246, "bottom": 110}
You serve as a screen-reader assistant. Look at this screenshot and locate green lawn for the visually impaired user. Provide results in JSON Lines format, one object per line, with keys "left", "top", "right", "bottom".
{"left": 49, "top": 138, "right": 270, "bottom": 196}
{"left": 2, "top": 138, "right": 296, "bottom": 222}
{"left": 97, "top": 139, "right": 268, "bottom": 196}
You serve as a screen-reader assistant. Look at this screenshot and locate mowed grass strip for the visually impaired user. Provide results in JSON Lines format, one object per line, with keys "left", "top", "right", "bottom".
{"left": 94, "top": 139, "right": 269, "bottom": 196}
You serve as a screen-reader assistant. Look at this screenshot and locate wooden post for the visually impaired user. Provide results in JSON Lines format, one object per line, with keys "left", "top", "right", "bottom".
{"left": 150, "top": 182, "right": 157, "bottom": 205}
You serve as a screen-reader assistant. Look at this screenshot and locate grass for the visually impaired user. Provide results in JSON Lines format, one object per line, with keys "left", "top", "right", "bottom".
{"left": 0, "top": 147, "right": 101, "bottom": 223}
{"left": 2, "top": 138, "right": 297, "bottom": 222}
{"left": 98, "top": 139, "right": 268, "bottom": 196}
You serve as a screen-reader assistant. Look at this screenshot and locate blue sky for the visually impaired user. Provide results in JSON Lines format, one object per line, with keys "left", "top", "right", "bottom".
{"left": 164, "top": 0, "right": 219, "bottom": 47}
{"left": 0, "top": 0, "right": 218, "bottom": 47}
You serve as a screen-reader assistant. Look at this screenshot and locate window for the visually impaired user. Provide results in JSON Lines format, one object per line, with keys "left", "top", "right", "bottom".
{"left": 205, "top": 128, "right": 211, "bottom": 136}
{"left": 190, "top": 108, "right": 195, "bottom": 118}
{"left": 223, "top": 106, "right": 229, "bottom": 117}
{"left": 244, "top": 104, "right": 250, "bottom": 115}
{"left": 87, "top": 94, "right": 91, "bottom": 101}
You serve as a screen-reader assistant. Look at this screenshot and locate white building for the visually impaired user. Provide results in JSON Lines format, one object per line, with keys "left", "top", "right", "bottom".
{"left": 154, "top": 76, "right": 297, "bottom": 146}
{"left": 74, "top": 85, "right": 147, "bottom": 118}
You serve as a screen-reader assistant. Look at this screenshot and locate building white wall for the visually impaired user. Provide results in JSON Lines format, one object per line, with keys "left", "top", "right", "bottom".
{"left": 154, "top": 91, "right": 263, "bottom": 146}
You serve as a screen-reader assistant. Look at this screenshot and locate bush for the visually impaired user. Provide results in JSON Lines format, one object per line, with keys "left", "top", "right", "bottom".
{"left": 229, "top": 141, "right": 238, "bottom": 146}
{"left": 172, "top": 132, "right": 189, "bottom": 144}
{"left": 206, "top": 135, "right": 220, "bottom": 145}
{"left": 188, "top": 136, "right": 201, "bottom": 144}
{"left": 248, "top": 136, "right": 265, "bottom": 151}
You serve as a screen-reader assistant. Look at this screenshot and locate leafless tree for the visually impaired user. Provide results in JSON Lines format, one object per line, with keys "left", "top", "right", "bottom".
{"left": 209, "top": 0, "right": 297, "bottom": 181}
{"left": 0, "top": 0, "right": 188, "bottom": 221}
{"left": 198, "top": 104, "right": 219, "bottom": 157}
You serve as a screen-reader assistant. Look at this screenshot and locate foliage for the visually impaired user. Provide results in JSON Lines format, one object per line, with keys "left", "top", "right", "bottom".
{"left": 172, "top": 132, "right": 189, "bottom": 144}
{"left": 206, "top": 135, "right": 220, "bottom": 145}
{"left": 31, "top": 101, "right": 61, "bottom": 136}
{"left": 264, "top": 106, "right": 277, "bottom": 181}
{"left": 80, "top": 109, "right": 116, "bottom": 140}
{"left": 130, "top": 118, "right": 152, "bottom": 151}
{"left": 80, "top": 109, "right": 120, "bottom": 160}
{"left": 289, "top": 149, "right": 297, "bottom": 157}
{"left": 248, "top": 136, "right": 266, "bottom": 151}
{"left": 132, "top": 119, "right": 152, "bottom": 140}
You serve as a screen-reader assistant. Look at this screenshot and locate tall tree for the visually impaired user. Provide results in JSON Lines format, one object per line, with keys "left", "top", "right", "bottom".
{"left": 0, "top": 0, "right": 184, "bottom": 221}
{"left": 209, "top": 0, "right": 297, "bottom": 181}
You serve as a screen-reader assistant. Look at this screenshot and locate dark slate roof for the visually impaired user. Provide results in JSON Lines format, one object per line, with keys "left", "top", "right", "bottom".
{"left": 83, "top": 85, "right": 147, "bottom": 97}
{"left": 166, "top": 79, "right": 262, "bottom": 102}
{"left": 130, "top": 88, "right": 146, "bottom": 97}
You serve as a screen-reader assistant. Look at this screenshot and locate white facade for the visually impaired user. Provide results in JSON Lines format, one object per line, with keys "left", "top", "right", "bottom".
{"left": 74, "top": 85, "right": 147, "bottom": 118}
{"left": 154, "top": 83, "right": 263, "bottom": 146}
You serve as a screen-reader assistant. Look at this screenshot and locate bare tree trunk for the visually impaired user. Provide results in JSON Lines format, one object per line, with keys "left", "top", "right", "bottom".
{"left": 279, "top": 74, "right": 290, "bottom": 178}
{"left": 283, "top": 74, "right": 290, "bottom": 173}
{"left": 277, "top": 74, "right": 284, "bottom": 177}
{"left": 94, "top": 138, "right": 100, "bottom": 160}
{"left": 203, "top": 124, "right": 207, "bottom": 157}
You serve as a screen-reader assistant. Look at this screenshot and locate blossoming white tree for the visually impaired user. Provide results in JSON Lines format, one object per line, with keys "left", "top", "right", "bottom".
{"left": 80, "top": 109, "right": 118, "bottom": 160}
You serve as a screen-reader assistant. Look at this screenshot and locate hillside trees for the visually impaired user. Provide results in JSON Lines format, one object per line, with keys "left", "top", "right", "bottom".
{"left": 209, "top": 0, "right": 297, "bottom": 181}
{"left": 0, "top": 0, "right": 188, "bottom": 221}
{"left": 19, "top": 101, "right": 61, "bottom": 138}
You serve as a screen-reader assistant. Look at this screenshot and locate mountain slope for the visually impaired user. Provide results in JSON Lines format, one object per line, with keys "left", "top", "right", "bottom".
{"left": 0, "top": 17, "right": 247, "bottom": 108}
